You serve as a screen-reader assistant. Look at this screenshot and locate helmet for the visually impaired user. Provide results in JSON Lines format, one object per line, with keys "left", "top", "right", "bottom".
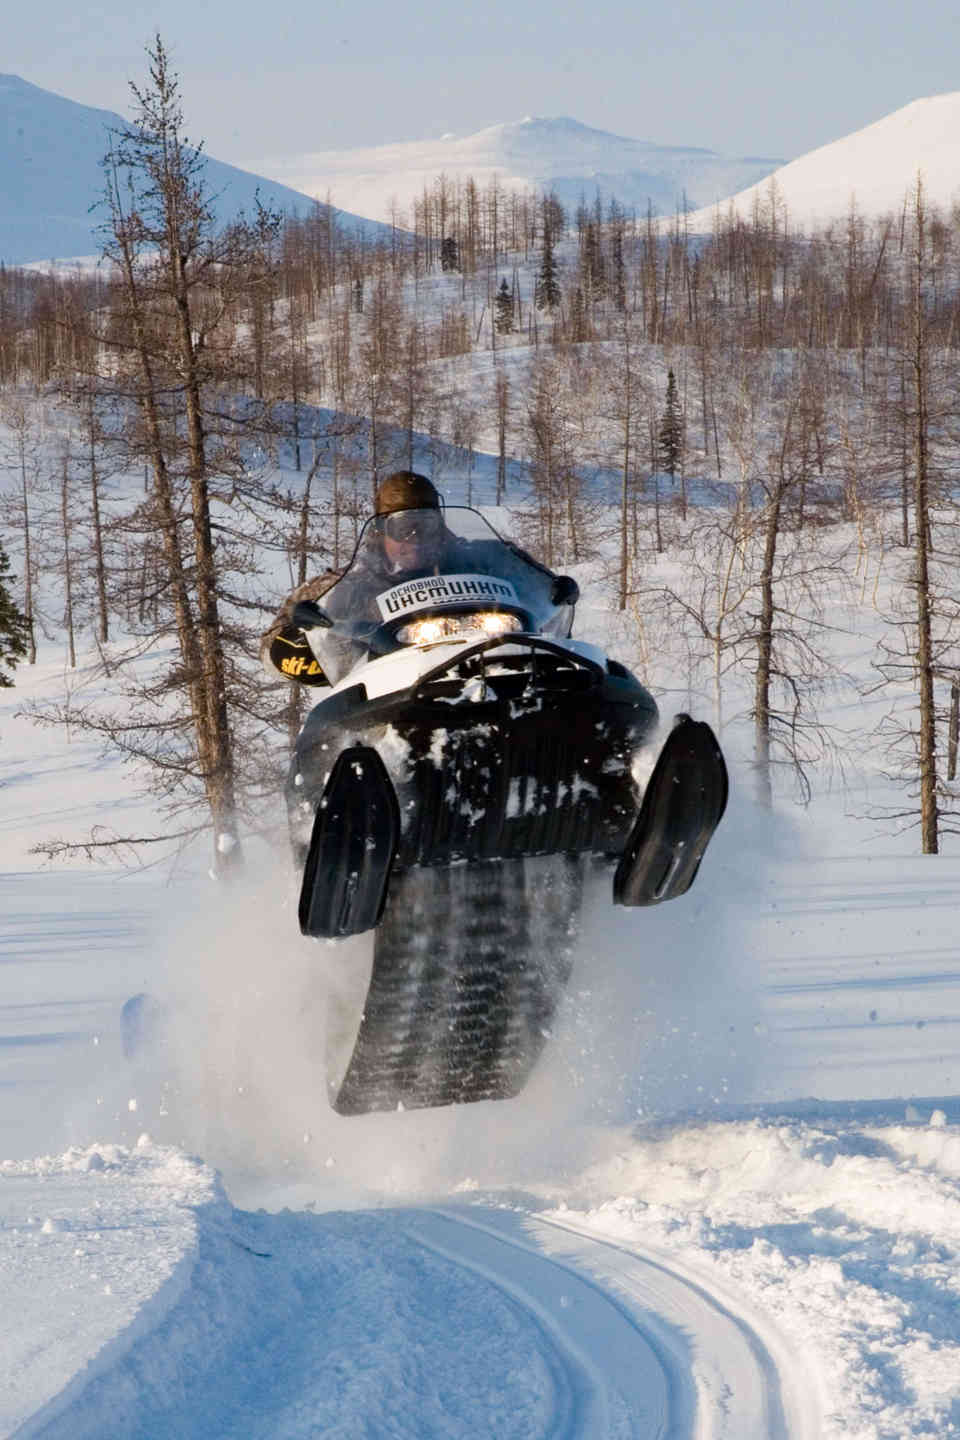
{"left": 374, "top": 471, "right": 440, "bottom": 516}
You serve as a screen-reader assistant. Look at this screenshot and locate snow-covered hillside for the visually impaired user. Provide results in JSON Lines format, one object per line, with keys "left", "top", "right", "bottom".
{"left": 0, "top": 74, "right": 387, "bottom": 267}
{"left": 260, "top": 115, "right": 783, "bottom": 223}
{"left": 688, "top": 91, "right": 960, "bottom": 230}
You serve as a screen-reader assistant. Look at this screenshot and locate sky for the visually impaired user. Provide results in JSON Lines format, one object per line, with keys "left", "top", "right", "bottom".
{"left": 7, "top": 0, "right": 960, "bottom": 170}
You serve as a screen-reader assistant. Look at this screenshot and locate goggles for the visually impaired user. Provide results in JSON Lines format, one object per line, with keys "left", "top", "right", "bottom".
{"left": 377, "top": 508, "right": 444, "bottom": 543}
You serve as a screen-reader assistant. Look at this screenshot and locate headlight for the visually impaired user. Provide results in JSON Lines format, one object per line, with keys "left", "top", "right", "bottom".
{"left": 396, "top": 612, "right": 523, "bottom": 646}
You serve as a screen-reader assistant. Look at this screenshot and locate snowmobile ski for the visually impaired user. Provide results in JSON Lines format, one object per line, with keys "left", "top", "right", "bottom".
{"left": 299, "top": 745, "right": 399, "bottom": 938}
{"left": 614, "top": 715, "right": 728, "bottom": 907}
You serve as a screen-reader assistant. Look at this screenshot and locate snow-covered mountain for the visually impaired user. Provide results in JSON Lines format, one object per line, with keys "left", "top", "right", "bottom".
{"left": 0, "top": 74, "right": 386, "bottom": 267}
{"left": 688, "top": 92, "right": 960, "bottom": 231}
{"left": 260, "top": 115, "right": 783, "bottom": 223}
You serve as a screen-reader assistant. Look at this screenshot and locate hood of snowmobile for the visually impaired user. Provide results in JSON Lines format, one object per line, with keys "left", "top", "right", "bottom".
{"left": 290, "top": 631, "right": 659, "bottom": 878}
{"left": 324, "top": 632, "right": 610, "bottom": 703}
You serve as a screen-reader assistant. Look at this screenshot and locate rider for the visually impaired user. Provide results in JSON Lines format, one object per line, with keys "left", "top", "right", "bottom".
{"left": 260, "top": 469, "right": 578, "bottom": 686}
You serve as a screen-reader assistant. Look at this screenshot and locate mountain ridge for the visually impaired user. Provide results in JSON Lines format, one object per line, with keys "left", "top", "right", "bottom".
{"left": 0, "top": 73, "right": 385, "bottom": 266}
{"left": 258, "top": 114, "right": 783, "bottom": 222}
{"left": 686, "top": 91, "right": 960, "bottom": 230}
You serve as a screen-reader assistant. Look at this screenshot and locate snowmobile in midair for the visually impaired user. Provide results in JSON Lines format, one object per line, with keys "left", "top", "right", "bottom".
{"left": 288, "top": 504, "right": 727, "bottom": 1116}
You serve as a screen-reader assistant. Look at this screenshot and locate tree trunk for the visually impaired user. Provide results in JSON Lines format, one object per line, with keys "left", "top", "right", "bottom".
{"left": 754, "top": 480, "right": 783, "bottom": 809}
{"left": 496, "top": 368, "right": 508, "bottom": 505}
{"left": 86, "top": 402, "right": 109, "bottom": 645}
{"left": 61, "top": 454, "right": 76, "bottom": 669}
{"left": 911, "top": 178, "right": 938, "bottom": 854}
{"left": 286, "top": 448, "right": 323, "bottom": 750}
{"left": 110, "top": 186, "right": 216, "bottom": 862}
{"left": 174, "top": 260, "right": 243, "bottom": 872}
{"left": 18, "top": 440, "right": 36, "bottom": 664}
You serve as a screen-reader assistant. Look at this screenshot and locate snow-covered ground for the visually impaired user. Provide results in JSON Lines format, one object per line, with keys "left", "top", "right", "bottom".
{"left": 4, "top": 519, "right": 960, "bottom": 1437}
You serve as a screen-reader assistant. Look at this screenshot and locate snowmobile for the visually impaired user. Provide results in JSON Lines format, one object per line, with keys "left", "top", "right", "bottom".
{"left": 288, "top": 506, "right": 727, "bottom": 1116}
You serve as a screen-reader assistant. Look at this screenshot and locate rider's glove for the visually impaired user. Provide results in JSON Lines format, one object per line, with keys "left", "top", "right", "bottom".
{"left": 267, "top": 626, "right": 329, "bottom": 686}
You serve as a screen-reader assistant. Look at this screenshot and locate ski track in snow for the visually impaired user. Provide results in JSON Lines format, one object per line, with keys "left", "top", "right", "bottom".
{"left": 410, "top": 1206, "right": 818, "bottom": 1440}
{"left": 4, "top": 1156, "right": 814, "bottom": 1440}
{"left": 524, "top": 1212, "right": 814, "bottom": 1440}
{"left": 407, "top": 1209, "right": 672, "bottom": 1439}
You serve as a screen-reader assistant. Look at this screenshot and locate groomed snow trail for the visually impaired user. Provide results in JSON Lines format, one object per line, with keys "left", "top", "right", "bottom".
{"left": 412, "top": 1207, "right": 818, "bottom": 1440}
{"left": 7, "top": 1150, "right": 816, "bottom": 1440}
{"left": 406, "top": 1209, "right": 672, "bottom": 1437}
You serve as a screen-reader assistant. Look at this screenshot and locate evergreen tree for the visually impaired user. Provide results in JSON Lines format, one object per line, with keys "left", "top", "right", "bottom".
{"left": 440, "top": 235, "right": 460, "bottom": 273}
{"left": 658, "top": 368, "right": 684, "bottom": 479}
{"left": 535, "top": 226, "right": 561, "bottom": 313}
{"left": 0, "top": 540, "right": 28, "bottom": 687}
{"left": 494, "top": 278, "right": 514, "bottom": 334}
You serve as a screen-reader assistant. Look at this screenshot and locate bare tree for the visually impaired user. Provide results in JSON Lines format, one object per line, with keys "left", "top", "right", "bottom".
{"left": 0, "top": 396, "right": 44, "bottom": 663}
{"left": 908, "top": 176, "right": 939, "bottom": 852}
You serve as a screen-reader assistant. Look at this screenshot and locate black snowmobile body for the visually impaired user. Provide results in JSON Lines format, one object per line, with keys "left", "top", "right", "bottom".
{"left": 289, "top": 635, "right": 659, "bottom": 933}
{"left": 287, "top": 507, "right": 727, "bottom": 1115}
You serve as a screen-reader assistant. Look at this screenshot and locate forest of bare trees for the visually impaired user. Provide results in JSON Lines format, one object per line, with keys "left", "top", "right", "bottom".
{"left": 4, "top": 39, "right": 960, "bottom": 861}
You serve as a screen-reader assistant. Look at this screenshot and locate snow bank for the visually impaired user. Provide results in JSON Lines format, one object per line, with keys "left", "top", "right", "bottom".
{"left": 0, "top": 1139, "right": 219, "bottom": 1437}
{"left": 549, "top": 1113, "right": 960, "bottom": 1439}
{"left": 5, "top": 1145, "right": 568, "bottom": 1439}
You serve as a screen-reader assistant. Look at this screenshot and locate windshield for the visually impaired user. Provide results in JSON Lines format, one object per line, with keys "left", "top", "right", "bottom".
{"left": 310, "top": 506, "right": 567, "bottom": 684}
